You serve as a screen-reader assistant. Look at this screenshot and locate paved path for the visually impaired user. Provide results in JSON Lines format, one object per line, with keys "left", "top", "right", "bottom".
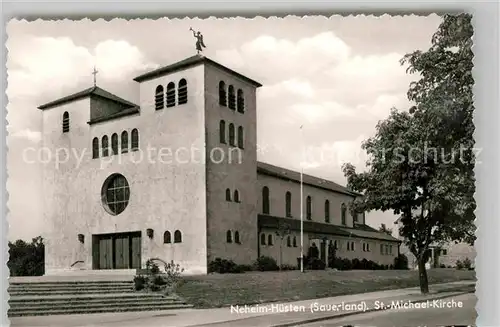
{"left": 300, "top": 292, "right": 477, "bottom": 327}
{"left": 9, "top": 281, "right": 474, "bottom": 327}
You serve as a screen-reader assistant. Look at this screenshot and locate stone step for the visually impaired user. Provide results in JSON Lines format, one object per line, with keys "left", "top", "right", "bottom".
{"left": 8, "top": 304, "right": 193, "bottom": 317}
{"left": 9, "top": 281, "right": 134, "bottom": 286}
{"left": 9, "top": 299, "right": 187, "bottom": 310}
{"left": 9, "top": 292, "right": 167, "bottom": 301}
{"left": 9, "top": 283, "right": 133, "bottom": 288}
{"left": 9, "top": 288, "right": 141, "bottom": 297}
{"left": 9, "top": 286, "right": 134, "bottom": 292}
{"left": 9, "top": 297, "right": 180, "bottom": 305}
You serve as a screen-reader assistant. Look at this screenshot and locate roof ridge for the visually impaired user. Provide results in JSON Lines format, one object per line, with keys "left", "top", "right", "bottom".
{"left": 38, "top": 85, "right": 138, "bottom": 110}
{"left": 256, "top": 161, "right": 359, "bottom": 196}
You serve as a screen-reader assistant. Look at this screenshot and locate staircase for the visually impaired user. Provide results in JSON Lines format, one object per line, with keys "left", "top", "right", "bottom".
{"left": 8, "top": 280, "right": 193, "bottom": 317}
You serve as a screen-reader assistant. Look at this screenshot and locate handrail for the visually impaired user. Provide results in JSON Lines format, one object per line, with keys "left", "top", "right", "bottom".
{"left": 70, "top": 260, "right": 84, "bottom": 267}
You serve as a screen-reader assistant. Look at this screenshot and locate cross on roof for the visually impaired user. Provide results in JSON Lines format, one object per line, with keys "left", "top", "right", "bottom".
{"left": 92, "top": 66, "right": 98, "bottom": 86}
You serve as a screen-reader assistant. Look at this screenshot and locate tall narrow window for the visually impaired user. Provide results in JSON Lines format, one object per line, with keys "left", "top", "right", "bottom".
{"left": 166, "top": 82, "right": 176, "bottom": 107}
{"left": 226, "top": 230, "right": 232, "bottom": 243}
{"left": 178, "top": 78, "right": 188, "bottom": 104}
{"left": 229, "top": 123, "right": 235, "bottom": 146}
{"left": 237, "top": 126, "right": 244, "bottom": 148}
{"left": 234, "top": 231, "right": 240, "bottom": 244}
{"left": 155, "top": 85, "right": 164, "bottom": 110}
{"left": 262, "top": 186, "right": 270, "bottom": 214}
{"left": 325, "top": 200, "right": 330, "bottom": 223}
{"left": 225, "top": 188, "right": 231, "bottom": 201}
{"left": 267, "top": 234, "right": 273, "bottom": 246}
{"left": 131, "top": 129, "right": 139, "bottom": 151}
{"left": 174, "top": 230, "right": 182, "bottom": 243}
{"left": 228, "top": 85, "right": 236, "bottom": 110}
{"left": 234, "top": 190, "right": 240, "bottom": 203}
{"left": 285, "top": 191, "right": 292, "bottom": 217}
{"left": 287, "top": 236, "right": 291, "bottom": 247}
{"left": 163, "top": 231, "right": 171, "bottom": 244}
{"left": 121, "top": 131, "right": 128, "bottom": 153}
{"left": 237, "top": 89, "right": 245, "bottom": 113}
{"left": 219, "top": 120, "right": 226, "bottom": 144}
{"left": 341, "top": 203, "right": 347, "bottom": 225}
{"left": 306, "top": 196, "right": 312, "bottom": 220}
{"left": 260, "top": 233, "right": 266, "bottom": 245}
{"left": 111, "top": 133, "right": 119, "bottom": 155}
{"left": 293, "top": 236, "right": 297, "bottom": 247}
{"left": 62, "top": 111, "right": 69, "bottom": 133}
{"left": 92, "top": 137, "right": 99, "bottom": 159}
{"left": 219, "top": 81, "right": 227, "bottom": 106}
{"left": 102, "top": 135, "right": 109, "bottom": 157}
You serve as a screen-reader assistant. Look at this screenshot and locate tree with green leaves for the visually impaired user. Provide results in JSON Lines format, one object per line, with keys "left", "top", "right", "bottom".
{"left": 342, "top": 14, "right": 475, "bottom": 294}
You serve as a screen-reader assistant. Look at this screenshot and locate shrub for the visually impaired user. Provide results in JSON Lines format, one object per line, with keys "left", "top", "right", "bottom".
{"left": 237, "top": 264, "right": 254, "bottom": 272}
{"left": 439, "top": 264, "right": 446, "bottom": 268}
{"left": 394, "top": 254, "right": 409, "bottom": 270}
{"left": 152, "top": 274, "right": 168, "bottom": 286}
{"left": 208, "top": 258, "right": 237, "bottom": 274}
{"left": 351, "top": 258, "right": 361, "bottom": 270}
{"left": 133, "top": 275, "right": 147, "bottom": 291}
{"left": 341, "top": 258, "right": 352, "bottom": 270}
{"left": 164, "top": 260, "right": 184, "bottom": 284}
{"left": 280, "top": 264, "right": 296, "bottom": 271}
{"left": 309, "top": 258, "right": 326, "bottom": 270}
{"left": 456, "top": 260, "right": 464, "bottom": 270}
{"left": 254, "top": 256, "right": 279, "bottom": 271}
{"left": 364, "top": 259, "right": 372, "bottom": 269}
{"left": 135, "top": 260, "right": 184, "bottom": 294}
{"left": 146, "top": 259, "right": 160, "bottom": 275}
{"left": 208, "top": 259, "right": 254, "bottom": 274}
{"left": 150, "top": 284, "right": 161, "bottom": 292}
{"left": 462, "top": 258, "right": 472, "bottom": 270}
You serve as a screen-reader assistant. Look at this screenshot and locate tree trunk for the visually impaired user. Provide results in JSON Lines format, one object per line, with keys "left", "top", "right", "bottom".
{"left": 417, "top": 257, "right": 429, "bottom": 294}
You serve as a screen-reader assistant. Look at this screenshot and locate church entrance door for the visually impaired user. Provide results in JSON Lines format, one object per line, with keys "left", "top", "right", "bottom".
{"left": 93, "top": 232, "right": 141, "bottom": 270}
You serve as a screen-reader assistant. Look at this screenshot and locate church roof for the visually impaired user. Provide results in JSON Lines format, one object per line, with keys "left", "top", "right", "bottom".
{"left": 258, "top": 215, "right": 401, "bottom": 242}
{"left": 257, "top": 161, "right": 362, "bottom": 197}
{"left": 337, "top": 224, "right": 401, "bottom": 242}
{"left": 38, "top": 86, "right": 139, "bottom": 110}
{"left": 88, "top": 107, "right": 140, "bottom": 125}
{"left": 133, "top": 54, "right": 263, "bottom": 87}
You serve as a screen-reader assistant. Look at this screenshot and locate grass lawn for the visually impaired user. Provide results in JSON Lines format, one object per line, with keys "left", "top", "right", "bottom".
{"left": 176, "top": 268, "right": 475, "bottom": 308}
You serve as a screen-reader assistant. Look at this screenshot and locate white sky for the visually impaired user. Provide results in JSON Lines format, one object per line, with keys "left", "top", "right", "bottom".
{"left": 6, "top": 15, "right": 442, "bottom": 241}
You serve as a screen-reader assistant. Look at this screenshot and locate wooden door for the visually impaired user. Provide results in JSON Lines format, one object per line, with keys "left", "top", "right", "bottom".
{"left": 114, "top": 235, "right": 129, "bottom": 269}
{"left": 99, "top": 236, "right": 113, "bottom": 269}
{"left": 131, "top": 234, "right": 141, "bottom": 269}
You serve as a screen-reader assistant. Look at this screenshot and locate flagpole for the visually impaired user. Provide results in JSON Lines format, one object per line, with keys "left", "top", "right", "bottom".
{"left": 300, "top": 125, "right": 304, "bottom": 273}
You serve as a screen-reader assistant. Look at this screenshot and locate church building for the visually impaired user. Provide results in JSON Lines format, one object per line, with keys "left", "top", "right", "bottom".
{"left": 38, "top": 54, "right": 400, "bottom": 275}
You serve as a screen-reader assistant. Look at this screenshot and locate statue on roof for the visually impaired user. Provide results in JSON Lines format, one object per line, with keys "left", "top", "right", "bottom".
{"left": 190, "top": 27, "right": 206, "bottom": 54}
